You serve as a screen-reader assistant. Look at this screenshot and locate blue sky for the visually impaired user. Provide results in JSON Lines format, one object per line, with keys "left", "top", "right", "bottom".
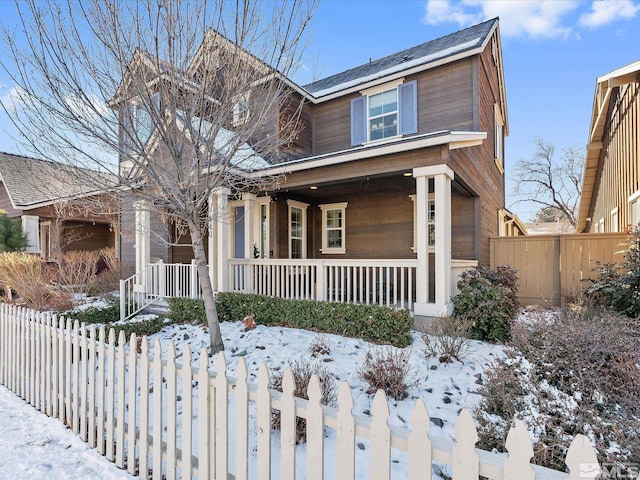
{"left": 1, "top": 0, "right": 639, "bottom": 220}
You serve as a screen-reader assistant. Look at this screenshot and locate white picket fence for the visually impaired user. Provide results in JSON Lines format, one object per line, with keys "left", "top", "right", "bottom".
{"left": 0, "top": 304, "right": 601, "bottom": 479}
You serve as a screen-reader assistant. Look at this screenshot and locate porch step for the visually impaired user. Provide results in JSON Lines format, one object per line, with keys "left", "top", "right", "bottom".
{"left": 143, "top": 298, "right": 169, "bottom": 317}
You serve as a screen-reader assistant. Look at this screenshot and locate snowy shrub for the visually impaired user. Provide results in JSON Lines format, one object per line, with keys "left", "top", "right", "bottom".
{"left": 421, "top": 316, "right": 470, "bottom": 363}
{"left": 452, "top": 265, "right": 518, "bottom": 342}
{"left": 475, "top": 307, "right": 640, "bottom": 472}
{"left": 271, "top": 359, "right": 337, "bottom": 443}
{"left": 309, "top": 334, "right": 331, "bottom": 357}
{"left": 215, "top": 292, "right": 413, "bottom": 347}
{"left": 586, "top": 225, "right": 640, "bottom": 317}
{"left": 359, "top": 347, "right": 417, "bottom": 400}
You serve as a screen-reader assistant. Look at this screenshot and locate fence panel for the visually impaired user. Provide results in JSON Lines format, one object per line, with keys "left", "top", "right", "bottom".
{"left": 0, "top": 305, "right": 604, "bottom": 479}
{"left": 491, "top": 233, "right": 627, "bottom": 306}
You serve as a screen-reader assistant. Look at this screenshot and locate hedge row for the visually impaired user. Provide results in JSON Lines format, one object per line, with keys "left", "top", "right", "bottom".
{"left": 168, "top": 293, "right": 413, "bottom": 348}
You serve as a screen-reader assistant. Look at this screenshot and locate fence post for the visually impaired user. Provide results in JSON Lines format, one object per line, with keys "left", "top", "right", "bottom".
{"left": 191, "top": 259, "right": 198, "bottom": 299}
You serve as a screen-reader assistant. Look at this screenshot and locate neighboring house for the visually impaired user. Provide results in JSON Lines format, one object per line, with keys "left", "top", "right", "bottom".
{"left": 499, "top": 208, "right": 527, "bottom": 236}
{"left": 0, "top": 152, "right": 118, "bottom": 257}
{"left": 121, "top": 18, "right": 509, "bottom": 319}
{"left": 577, "top": 60, "right": 640, "bottom": 233}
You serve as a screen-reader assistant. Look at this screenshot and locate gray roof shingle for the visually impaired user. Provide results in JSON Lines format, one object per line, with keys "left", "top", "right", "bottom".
{"left": 303, "top": 18, "right": 497, "bottom": 97}
{"left": 0, "top": 152, "right": 118, "bottom": 209}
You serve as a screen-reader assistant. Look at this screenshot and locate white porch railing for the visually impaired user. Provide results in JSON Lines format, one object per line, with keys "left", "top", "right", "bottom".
{"left": 228, "top": 259, "right": 418, "bottom": 311}
{"left": 120, "top": 260, "right": 201, "bottom": 321}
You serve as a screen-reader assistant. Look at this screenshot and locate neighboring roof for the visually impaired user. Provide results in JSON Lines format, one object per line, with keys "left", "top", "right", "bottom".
{"left": 577, "top": 59, "right": 640, "bottom": 232}
{"left": 502, "top": 209, "right": 528, "bottom": 235}
{"left": 524, "top": 221, "right": 574, "bottom": 236}
{"left": 0, "top": 152, "right": 118, "bottom": 210}
{"left": 303, "top": 18, "right": 498, "bottom": 98}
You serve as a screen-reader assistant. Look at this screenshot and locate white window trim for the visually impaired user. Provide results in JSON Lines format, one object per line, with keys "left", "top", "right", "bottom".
{"left": 360, "top": 79, "right": 405, "bottom": 144}
{"left": 319, "top": 202, "right": 348, "bottom": 254}
{"left": 254, "top": 197, "right": 270, "bottom": 259}
{"left": 232, "top": 93, "right": 250, "bottom": 126}
{"left": 611, "top": 207, "right": 619, "bottom": 233}
{"left": 494, "top": 103, "right": 504, "bottom": 173}
{"left": 410, "top": 194, "right": 435, "bottom": 253}
{"left": 287, "top": 199, "right": 309, "bottom": 259}
{"left": 599, "top": 217, "right": 605, "bottom": 233}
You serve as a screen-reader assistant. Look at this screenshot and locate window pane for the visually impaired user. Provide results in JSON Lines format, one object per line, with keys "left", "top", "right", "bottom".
{"left": 260, "top": 204, "right": 267, "bottom": 258}
{"left": 326, "top": 209, "right": 342, "bottom": 228}
{"left": 291, "top": 207, "right": 302, "bottom": 238}
{"left": 369, "top": 92, "right": 383, "bottom": 117}
{"left": 428, "top": 224, "right": 435, "bottom": 246}
{"left": 327, "top": 230, "right": 342, "bottom": 248}
{"left": 381, "top": 89, "right": 397, "bottom": 114}
{"left": 291, "top": 238, "right": 302, "bottom": 259}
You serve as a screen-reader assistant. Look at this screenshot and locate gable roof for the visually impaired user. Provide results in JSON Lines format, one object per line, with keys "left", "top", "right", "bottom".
{"left": 577, "top": 59, "right": 640, "bottom": 232}
{"left": 303, "top": 18, "right": 498, "bottom": 100}
{"left": 0, "top": 152, "right": 118, "bottom": 210}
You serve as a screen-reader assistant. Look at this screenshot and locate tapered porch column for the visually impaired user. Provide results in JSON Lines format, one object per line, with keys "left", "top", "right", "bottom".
{"left": 413, "top": 165, "right": 454, "bottom": 317}
{"left": 208, "top": 188, "right": 230, "bottom": 292}
{"left": 134, "top": 202, "right": 150, "bottom": 290}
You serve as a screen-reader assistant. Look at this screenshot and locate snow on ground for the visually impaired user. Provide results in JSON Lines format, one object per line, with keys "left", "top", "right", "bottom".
{"left": 0, "top": 385, "right": 134, "bottom": 480}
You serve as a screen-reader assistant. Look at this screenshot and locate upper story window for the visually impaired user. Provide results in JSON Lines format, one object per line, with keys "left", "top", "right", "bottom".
{"left": 233, "top": 97, "right": 250, "bottom": 126}
{"left": 123, "top": 92, "right": 160, "bottom": 154}
{"left": 351, "top": 80, "right": 417, "bottom": 146}
{"left": 368, "top": 89, "right": 398, "bottom": 141}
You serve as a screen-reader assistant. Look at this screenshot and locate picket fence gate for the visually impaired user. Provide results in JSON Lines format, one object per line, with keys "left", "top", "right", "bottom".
{"left": 0, "top": 304, "right": 601, "bottom": 479}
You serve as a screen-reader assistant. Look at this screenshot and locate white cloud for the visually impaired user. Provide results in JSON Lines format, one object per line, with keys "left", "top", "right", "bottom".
{"left": 579, "top": 0, "right": 640, "bottom": 27}
{"left": 0, "top": 85, "right": 30, "bottom": 112}
{"left": 423, "top": 0, "right": 639, "bottom": 40}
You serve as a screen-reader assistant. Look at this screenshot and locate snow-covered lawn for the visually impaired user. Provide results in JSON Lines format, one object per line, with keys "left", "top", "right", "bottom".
{"left": 0, "top": 385, "right": 134, "bottom": 480}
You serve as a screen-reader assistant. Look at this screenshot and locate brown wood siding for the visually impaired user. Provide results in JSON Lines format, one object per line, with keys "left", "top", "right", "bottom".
{"left": 587, "top": 78, "right": 640, "bottom": 232}
{"left": 269, "top": 177, "right": 475, "bottom": 261}
{"left": 63, "top": 222, "right": 112, "bottom": 251}
{"left": 0, "top": 184, "right": 22, "bottom": 217}
{"left": 311, "top": 59, "right": 475, "bottom": 155}
{"left": 276, "top": 94, "right": 312, "bottom": 162}
{"left": 449, "top": 33, "right": 505, "bottom": 265}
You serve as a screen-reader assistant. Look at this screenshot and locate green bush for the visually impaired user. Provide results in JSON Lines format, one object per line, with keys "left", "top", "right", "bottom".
{"left": 586, "top": 226, "right": 640, "bottom": 317}
{"left": 215, "top": 292, "right": 413, "bottom": 347}
{"left": 452, "top": 265, "right": 519, "bottom": 342}
{"left": 64, "top": 298, "right": 121, "bottom": 324}
{"left": 111, "top": 317, "right": 166, "bottom": 339}
{"left": 168, "top": 297, "right": 207, "bottom": 324}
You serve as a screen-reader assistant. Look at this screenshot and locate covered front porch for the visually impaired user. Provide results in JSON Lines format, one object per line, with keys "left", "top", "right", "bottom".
{"left": 123, "top": 160, "right": 480, "bottom": 320}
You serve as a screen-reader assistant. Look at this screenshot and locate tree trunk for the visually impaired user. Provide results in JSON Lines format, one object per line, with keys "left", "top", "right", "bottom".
{"left": 189, "top": 223, "right": 224, "bottom": 354}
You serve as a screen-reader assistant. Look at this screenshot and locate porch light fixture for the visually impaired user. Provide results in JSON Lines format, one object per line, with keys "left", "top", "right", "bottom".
{"left": 403, "top": 172, "right": 412, "bottom": 177}
{"left": 310, "top": 186, "right": 318, "bottom": 190}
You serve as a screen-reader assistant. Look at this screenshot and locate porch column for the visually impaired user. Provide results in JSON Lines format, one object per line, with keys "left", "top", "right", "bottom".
{"left": 214, "top": 188, "right": 230, "bottom": 292}
{"left": 413, "top": 164, "right": 454, "bottom": 317}
{"left": 134, "top": 202, "right": 150, "bottom": 289}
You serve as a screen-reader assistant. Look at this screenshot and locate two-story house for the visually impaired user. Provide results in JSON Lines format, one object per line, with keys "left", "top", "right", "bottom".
{"left": 577, "top": 60, "right": 640, "bottom": 234}
{"left": 121, "top": 18, "right": 508, "bottom": 320}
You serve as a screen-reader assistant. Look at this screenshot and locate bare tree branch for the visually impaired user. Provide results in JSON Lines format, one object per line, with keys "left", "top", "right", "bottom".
{"left": 0, "top": 0, "right": 317, "bottom": 353}
{"left": 511, "top": 137, "right": 584, "bottom": 228}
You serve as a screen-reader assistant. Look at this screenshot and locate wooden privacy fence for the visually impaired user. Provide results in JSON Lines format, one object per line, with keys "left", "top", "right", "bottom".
{"left": 490, "top": 233, "right": 627, "bottom": 306}
{"left": 0, "top": 304, "right": 601, "bottom": 479}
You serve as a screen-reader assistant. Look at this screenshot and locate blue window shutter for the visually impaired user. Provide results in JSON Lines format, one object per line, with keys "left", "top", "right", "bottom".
{"left": 398, "top": 80, "right": 418, "bottom": 135}
{"left": 351, "top": 96, "right": 367, "bottom": 145}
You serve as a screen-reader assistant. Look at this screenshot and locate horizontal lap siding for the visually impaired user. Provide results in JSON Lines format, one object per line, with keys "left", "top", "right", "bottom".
{"left": 588, "top": 79, "right": 640, "bottom": 232}
{"left": 0, "top": 184, "right": 21, "bottom": 217}
{"left": 63, "top": 223, "right": 112, "bottom": 251}
{"left": 311, "top": 60, "right": 475, "bottom": 155}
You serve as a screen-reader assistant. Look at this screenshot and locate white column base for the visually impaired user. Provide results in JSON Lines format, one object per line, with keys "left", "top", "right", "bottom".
{"left": 414, "top": 302, "right": 453, "bottom": 318}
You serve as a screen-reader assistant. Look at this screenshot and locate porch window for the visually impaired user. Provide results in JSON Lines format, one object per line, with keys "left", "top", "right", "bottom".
{"left": 350, "top": 80, "right": 417, "bottom": 145}
{"left": 319, "top": 202, "right": 348, "bottom": 254}
{"left": 258, "top": 202, "right": 269, "bottom": 258}
{"left": 287, "top": 200, "right": 308, "bottom": 259}
{"left": 628, "top": 189, "right": 640, "bottom": 228}
{"left": 410, "top": 194, "right": 435, "bottom": 252}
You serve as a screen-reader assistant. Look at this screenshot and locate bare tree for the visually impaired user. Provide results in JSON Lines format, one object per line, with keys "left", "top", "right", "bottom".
{"left": 512, "top": 138, "right": 584, "bottom": 229}
{"left": 0, "top": 0, "right": 316, "bottom": 353}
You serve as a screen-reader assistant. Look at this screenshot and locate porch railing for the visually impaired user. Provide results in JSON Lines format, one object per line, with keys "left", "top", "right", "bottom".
{"left": 228, "top": 259, "right": 418, "bottom": 311}
{"left": 120, "top": 260, "right": 201, "bottom": 321}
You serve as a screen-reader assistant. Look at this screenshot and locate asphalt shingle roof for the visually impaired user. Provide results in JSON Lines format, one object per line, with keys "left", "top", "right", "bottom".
{"left": 0, "top": 152, "right": 118, "bottom": 209}
{"left": 303, "top": 18, "right": 497, "bottom": 97}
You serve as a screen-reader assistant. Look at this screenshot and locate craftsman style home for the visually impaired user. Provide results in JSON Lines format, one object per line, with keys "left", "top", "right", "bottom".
{"left": 577, "top": 60, "right": 640, "bottom": 234}
{"left": 0, "top": 152, "right": 117, "bottom": 257}
{"left": 119, "top": 18, "right": 509, "bottom": 319}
